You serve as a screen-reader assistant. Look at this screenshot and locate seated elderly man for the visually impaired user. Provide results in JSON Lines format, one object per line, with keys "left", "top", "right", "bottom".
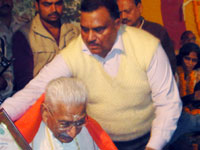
{"left": 15, "top": 77, "right": 117, "bottom": 150}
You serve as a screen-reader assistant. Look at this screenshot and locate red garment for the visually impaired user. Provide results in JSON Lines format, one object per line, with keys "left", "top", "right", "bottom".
{"left": 15, "top": 94, "right": 117, "bottom": 150}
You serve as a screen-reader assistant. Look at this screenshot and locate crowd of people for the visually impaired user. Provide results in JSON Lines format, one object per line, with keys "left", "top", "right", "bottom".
{"left": 0, "top": 0, "right": 200, "bottom": 149}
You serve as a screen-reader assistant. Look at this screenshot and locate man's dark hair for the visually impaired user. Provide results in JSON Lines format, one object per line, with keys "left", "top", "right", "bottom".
{"left": 36, "top": 0, "right": 39, "bottom": 3}
{"left": 81, "top": 0, "right": 120, "bottom": 19}
{"left": 180, "top": 30, "right": 196, "bottom": 43}
{"left": 134, "top": 0, "right": 142, "bottom": 6}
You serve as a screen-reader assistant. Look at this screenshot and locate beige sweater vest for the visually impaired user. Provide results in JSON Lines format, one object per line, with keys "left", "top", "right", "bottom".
{"left": 60, "top": 26, "right": 159, "bottom": 141}
{"left": 20, "top": 14, "right": 79, "bottom": 76}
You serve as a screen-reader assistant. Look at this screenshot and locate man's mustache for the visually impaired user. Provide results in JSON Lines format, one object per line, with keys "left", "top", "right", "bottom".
{"left": 88, "top": 41, "right": 99, "bottom": 46}
{"left": 122, "top": 19, "right": 129, "bottom": 24}
{"left": 58, "top": 132, "right": 73, "bottom": 141}
{"left": 48, "top": 12, "right": 60, "bottom": 17}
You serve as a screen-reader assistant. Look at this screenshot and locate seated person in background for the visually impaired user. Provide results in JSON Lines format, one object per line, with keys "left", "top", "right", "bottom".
{"left": 176, "top": 42, "right": 200, "bottom": 106}
{"left": 166, "top": 43, "right": 200, "bottom": 149}
{"left": 12, "top": 0, "right": 79, "bottom": 91}
{"left": 15, "top": 77, "right": 117, "bottom": 150}
{"left": 117, "top": 0, "right": 177, "bottom": 74}
{"left": 180, "top": 30, "right": 196, "bottom": 47}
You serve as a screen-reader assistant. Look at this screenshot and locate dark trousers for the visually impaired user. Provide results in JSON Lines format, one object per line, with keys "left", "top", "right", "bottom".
{"left": 114, "top": 132, "right": 150, "bottom": 150}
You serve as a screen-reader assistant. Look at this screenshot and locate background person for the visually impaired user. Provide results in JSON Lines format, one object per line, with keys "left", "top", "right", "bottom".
{"left": 176, "top": 43, "right": 200, "bottom": 103}
{"left": 117, "top": 0, "right": 177, "bottom": 74}
{"left": 166, "top": 43, "right": 200, "bottom": 149}
{"left": 1, "top": 0, "right": 182, "bottom": 150}
{"left": 12, "top": 0, "right": 80, "bottom": 91}
{"left": 180, "top": 30, "right": 197, "bottom": 47}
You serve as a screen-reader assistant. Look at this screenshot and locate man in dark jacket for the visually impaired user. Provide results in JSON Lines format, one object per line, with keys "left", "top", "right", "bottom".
{"left": 117, "top": 0, "right": 176, "bottom": 74}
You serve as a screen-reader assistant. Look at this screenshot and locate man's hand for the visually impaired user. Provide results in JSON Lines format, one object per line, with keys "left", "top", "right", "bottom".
{"left": 145, "top": 147, "right": 156, "bottom": 150}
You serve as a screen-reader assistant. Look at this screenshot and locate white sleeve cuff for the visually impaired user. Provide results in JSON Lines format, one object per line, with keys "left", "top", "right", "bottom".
{"left": 146, "top": 134, "right": 168, "bottom": 150}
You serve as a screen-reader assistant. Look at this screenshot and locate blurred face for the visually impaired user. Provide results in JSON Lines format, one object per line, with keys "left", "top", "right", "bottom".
{"left": 183, "top": 51, "right": 198, "bottom": 72}
{"left": 80, "top": 7, "right": 120, "bottom": 58}
{"left": 117, "top": 0, "right": 142, "bottom": 27}
{"left": 184, "top": 33, "right": 196, "bottom": 44}
{"left": 35, "top": 0, "right": 63, "bottom": 24}
{"left": 44, "top": 103, "right": 86, "bottom": 143}
{"left": 0, "top": 0, "right": 13, "bottom": 16}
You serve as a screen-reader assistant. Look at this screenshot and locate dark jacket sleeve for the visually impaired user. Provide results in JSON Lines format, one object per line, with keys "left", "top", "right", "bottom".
{"left": 12, "top": 31, "right": 34, "bottom": 91}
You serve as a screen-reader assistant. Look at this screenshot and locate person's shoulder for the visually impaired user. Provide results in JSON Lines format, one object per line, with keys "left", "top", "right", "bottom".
{"left": 60, "top": 34, "right": 82, "bottom": 52}
{"left": 123, "top": 25, "right": 159, "bottom": 42}
{"left": 121, "top": 25, "right": 160, "bottom": 70}
{"left": 15, "top": 16, "right": 35, "bottom": 37}
{"left": 61, "top": 22, "right": 80, "bottom": 36}
{"left": 12, "top": 14, "right": 32, "bottom": 32}
{"left": 12, "top": 16, "right": 33, "bottom": 41}
{"left": 143, "top": 19, "right": 168, "bottom": 34}
{"left": 14, "top": 14, "right": 31, "bottom": 25}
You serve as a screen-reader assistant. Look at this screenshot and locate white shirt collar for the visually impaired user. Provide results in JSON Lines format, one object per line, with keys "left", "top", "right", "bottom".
{"left": 139, "top": 18, "right": 145, "bottom": 29}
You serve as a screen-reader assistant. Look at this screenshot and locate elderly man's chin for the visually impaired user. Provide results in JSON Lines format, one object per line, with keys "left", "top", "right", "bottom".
{"left": 59, "top": 137, "right": 73, "bottom": 143}
{"left": 57, "top": 136, "right": 74, "bottom": 143}
{"left": 55, "top": 133, "right": 74, "bottom": 143}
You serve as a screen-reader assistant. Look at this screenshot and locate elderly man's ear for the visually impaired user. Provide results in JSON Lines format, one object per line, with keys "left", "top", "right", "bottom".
{"left": 41, "top": 103, "right": 49, "bottom": 123}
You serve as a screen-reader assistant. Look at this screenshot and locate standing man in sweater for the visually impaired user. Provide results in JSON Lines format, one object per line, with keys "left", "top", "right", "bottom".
{"left": 117, "top": 0, "right": 177, "bottom": 74}
{"left": 2, "top": 0, "right": 182, "bottom": 149}
{"left": 12, "top": 0, "right": 79, "bottom": 91}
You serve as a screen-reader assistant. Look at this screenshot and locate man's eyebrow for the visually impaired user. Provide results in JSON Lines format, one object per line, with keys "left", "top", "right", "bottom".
{"left": 42, "top": 1, "right": 52, "bottom": 4}
{"left": 80, "top": 25, "right": 87, "bottom": 28}
{"left": 93, "top": 26, "right": 106, "bottom": 30}
{"left": 58, "top": 115, "right": 86, "bottom": 122}
{"left": 58, "top": 120, "right": 72, "bottom": 123}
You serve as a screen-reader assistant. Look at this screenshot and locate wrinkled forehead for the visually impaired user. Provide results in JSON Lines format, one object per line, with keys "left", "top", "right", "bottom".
{"left": 71, "top": 114, "right": 85, "bottom": 121}
{"left": 51, "top": 102, "right": 86, "bottom": 119}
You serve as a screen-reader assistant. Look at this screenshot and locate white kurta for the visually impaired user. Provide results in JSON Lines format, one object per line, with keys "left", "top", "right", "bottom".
{"left": 31, "top": 122, "right": 99, "bottom": 150}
